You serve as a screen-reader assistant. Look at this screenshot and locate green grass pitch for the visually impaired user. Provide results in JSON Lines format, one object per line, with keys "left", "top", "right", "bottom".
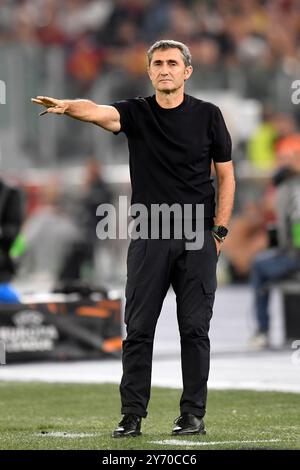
{"left": 0, "top": 382, "right": 299, "bottom": 450}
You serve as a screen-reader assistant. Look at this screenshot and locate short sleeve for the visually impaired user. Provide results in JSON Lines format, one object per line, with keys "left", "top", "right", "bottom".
{"left": 210, "top": 106, "right": 232, "bottom": 162}
{"left": 110, "top": 99, "right": 136, "bottom": 136}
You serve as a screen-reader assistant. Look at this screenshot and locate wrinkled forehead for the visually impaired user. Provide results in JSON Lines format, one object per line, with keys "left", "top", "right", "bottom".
{"left": 150, "top": 48, "right": 185, "bottom": 64}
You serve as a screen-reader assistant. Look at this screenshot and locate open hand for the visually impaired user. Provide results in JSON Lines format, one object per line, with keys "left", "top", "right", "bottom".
{"left": 31, "top": 96, "right": 68, "bottom": 116}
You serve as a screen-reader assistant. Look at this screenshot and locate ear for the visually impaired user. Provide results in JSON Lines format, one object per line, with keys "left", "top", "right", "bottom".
{"left": 184, "top": 65, "right": 193, "bottom": 81}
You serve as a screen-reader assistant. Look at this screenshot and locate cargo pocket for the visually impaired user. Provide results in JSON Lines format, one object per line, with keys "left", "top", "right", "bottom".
{"left": 201, "top": 278, "right": 217, "bottom": 323}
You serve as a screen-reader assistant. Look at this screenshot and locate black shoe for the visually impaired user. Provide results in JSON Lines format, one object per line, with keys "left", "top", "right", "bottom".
{"left": 112, "top": 414, "right": 142, "bottom": 438}
{"left": 172, "top": 413, "right": 206, "bottom": 436}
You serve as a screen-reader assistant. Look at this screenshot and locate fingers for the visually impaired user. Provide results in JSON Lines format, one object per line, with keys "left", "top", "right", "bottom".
{"left": 38, "top": 108, "right": 62, "bottom": 116}
{"left": 43, "top": 107, "right": 64, "bottom": 115}
{"left": 38, "top": 107, "right": 65, "bottom": 116}
{"left": 36, "top": 96, "right": 59, "bottom": 104}
{"left": 214, "top": 238, "right": 221, "bottom": 256}
{"left": 31, "top": 96, "right": 65, "bottom": 116}
{"left": 31, "top": 96, "right": 59, "bottom": 106}
{"left": 31, "top": 98, "right": 44, "bottom": 105}
{"left": 47, "top": 107, "right": 61, "bottom": 114}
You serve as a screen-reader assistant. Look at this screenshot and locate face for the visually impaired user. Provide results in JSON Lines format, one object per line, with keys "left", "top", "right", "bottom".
{"left": 148, "top": 48, "right": 193, "bottom": 93}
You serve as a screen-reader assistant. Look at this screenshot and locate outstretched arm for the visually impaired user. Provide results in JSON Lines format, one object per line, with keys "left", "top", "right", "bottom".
{"left": 31, "top": 96, "right": 121, "bottom": 133}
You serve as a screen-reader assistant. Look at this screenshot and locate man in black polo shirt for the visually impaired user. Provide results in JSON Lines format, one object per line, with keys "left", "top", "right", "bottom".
{"left": 32, "top": 39, "right": 235, "bottom": 437}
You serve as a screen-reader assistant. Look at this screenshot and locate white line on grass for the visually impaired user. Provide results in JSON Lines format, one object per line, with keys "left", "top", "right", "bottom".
{"left": 37, "top": 432, "right": 101, "bottom": 438}
{"left": 150, "top": 438, "right": 282, "bottom": 447}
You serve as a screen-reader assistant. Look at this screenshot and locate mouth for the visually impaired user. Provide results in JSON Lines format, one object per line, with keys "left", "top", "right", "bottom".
{"left": 159, "top": 79, "right": 172, "bottom": 82}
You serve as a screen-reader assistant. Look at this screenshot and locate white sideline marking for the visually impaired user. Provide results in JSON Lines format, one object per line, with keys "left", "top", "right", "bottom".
{"left": 38, "top": 432, "right": 100, "bottom": 438}
{"left": 150, "top": 438, "right": 282, "bottom": 447}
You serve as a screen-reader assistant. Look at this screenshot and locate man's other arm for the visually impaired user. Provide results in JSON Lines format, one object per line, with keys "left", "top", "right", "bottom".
{"left": 214, "top": 160, "right": 236, "bottom": 227}
{"left": 31, "top": 96, "right": 121, "bottom": 133}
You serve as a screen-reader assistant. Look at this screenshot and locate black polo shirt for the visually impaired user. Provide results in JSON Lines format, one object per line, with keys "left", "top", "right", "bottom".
{"left": 111, "top": 93, "right": 232, "bottom": 220}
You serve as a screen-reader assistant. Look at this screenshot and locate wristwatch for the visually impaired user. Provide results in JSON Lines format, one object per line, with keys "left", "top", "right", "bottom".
{"left": 212, "top": 225, "right": 228, "bottom": 243}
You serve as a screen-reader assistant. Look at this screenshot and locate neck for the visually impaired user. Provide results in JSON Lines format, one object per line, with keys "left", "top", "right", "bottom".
{"left": 155, "top": 88, "right": 185, "bottom": 109}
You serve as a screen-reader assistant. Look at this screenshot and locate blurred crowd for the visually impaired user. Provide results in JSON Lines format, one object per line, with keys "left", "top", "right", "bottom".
{"left": 1, "top": 0, "right": 300, "bottom": 284}
{"left": 1, "top": 0, "right": 300, "bottom": 102}
{"left": 1, "top": 1, "right": 300, "bottom": 347}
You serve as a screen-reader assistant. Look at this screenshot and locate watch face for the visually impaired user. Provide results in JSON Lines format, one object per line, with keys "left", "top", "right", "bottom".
{"left": 215, "top": 226, "right": 228, "bottom": 238}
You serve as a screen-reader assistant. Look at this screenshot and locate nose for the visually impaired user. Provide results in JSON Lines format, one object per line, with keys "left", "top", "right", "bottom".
{"left": 159, "top": 64, "right": 169, "bottom": 76}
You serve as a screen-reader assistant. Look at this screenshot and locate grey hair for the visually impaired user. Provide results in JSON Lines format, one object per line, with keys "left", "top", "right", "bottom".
{"left": 147, "top": 40, "right": 192, "bottom": 67}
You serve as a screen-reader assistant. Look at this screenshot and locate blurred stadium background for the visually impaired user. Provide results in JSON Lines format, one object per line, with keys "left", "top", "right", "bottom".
{"left": 0, "top": 0, "right": 300, "bottom": 450}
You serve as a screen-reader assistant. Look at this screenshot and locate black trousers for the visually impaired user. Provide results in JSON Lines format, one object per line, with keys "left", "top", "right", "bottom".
{"left": 120, "top": 229, "right": 218, "bottom": 418}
